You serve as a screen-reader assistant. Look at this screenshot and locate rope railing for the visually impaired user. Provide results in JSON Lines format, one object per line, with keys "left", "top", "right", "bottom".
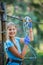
{"left": 0, "top": 14, "right": 43, "bottom": 24}
{"left": 7, "top": 14, "right": 43, "bottom": 24}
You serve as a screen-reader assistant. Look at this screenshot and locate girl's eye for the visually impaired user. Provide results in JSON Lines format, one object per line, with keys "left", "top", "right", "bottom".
{"left": 9, "top": 29, "right": 12, "bottom": 31}
{"left": 13, "top": 28, "right": 15, "bottom": 30}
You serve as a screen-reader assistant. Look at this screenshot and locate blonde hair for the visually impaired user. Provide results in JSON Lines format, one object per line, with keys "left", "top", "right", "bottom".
{"left": 7, "top": 22, "right": 16, "bottom": 29}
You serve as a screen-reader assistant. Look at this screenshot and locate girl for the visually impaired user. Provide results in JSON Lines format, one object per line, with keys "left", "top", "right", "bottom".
{"left": 4, "top": 21, "right": 33, "bottom": 65}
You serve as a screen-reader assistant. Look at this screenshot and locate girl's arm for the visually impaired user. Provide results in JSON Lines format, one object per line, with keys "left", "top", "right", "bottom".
{"left": 21, "top": 44, "right": 28, "bottom": 58}
{"left": 8, "top": 44, "right": 28, "bottom": 59}
{"left": 29, "top": 28, "right": 33, "bottom": 41}
{"left": 8, "top": 46, "right": 23, "bottom": 59}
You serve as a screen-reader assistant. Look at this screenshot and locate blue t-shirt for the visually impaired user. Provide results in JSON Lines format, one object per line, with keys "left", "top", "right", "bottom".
{"left": 4, "top": 37, "right": 22, "bottom": 65}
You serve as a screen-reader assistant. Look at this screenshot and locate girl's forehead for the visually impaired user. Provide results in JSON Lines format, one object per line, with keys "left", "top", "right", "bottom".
{"left": 10, "top": 24, "right": 15, "bottom": 27}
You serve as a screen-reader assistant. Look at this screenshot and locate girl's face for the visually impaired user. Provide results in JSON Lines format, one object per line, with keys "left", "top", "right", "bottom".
{"left": 7, "top": 25, "right": 17, "bottom": 38}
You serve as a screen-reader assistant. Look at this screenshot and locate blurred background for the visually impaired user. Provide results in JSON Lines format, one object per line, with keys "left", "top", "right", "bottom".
{"left": 0, "top": 0, "right": 43, "bottom": 65}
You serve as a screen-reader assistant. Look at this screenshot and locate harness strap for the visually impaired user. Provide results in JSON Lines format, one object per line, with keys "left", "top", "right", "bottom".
{"left": 6, "top": 58, "right": 22, "bottom": 64}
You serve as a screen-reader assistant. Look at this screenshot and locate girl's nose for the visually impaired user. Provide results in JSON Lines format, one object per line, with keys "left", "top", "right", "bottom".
{"left": 11, "top": 30, "right": 14, "bottom": 32}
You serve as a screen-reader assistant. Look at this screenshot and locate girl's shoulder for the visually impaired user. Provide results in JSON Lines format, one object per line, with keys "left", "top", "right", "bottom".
{"left": 5, "top": 39, "right": 14, "bottom": 48}
{"left": 6, "top": 39, "right": 11, "bottom": 43}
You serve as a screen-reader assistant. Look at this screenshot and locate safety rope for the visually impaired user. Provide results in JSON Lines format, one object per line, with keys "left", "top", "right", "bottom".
{"left": 23, "top": 16, "right": 37, "bottom": 60}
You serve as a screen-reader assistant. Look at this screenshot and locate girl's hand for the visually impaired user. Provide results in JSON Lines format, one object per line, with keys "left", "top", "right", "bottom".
{"left": 24, "top": 36, "right": 30, "bottom": 45}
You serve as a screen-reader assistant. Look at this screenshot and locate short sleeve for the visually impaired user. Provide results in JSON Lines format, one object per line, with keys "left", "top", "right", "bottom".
{"left": 5, "top": 40, "right": 14, "bottom": 49}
